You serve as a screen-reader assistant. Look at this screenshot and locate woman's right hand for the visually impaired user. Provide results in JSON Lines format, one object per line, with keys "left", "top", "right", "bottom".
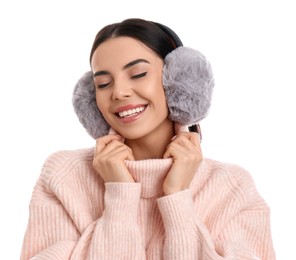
{"left": 93, "top": 135, "right": 135, "bottom": 183}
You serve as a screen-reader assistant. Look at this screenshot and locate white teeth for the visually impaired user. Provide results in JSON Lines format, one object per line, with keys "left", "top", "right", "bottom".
{"left": 118, "top": 106, "right": 145, "bottom": 118}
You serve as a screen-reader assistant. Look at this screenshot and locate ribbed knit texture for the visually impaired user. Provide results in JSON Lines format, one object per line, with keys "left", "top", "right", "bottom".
{"left": 21, "top": 148, "right": 275, "bottom": 260}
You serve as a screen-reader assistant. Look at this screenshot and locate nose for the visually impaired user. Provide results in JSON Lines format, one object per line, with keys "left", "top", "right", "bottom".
{"left": 112, "top": 80, "right": 133, "bottom": 100}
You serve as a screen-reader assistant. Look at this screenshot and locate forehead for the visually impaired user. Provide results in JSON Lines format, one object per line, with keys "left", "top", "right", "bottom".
{"left": 91, "top": 36, "right": 160, "bottom": 70}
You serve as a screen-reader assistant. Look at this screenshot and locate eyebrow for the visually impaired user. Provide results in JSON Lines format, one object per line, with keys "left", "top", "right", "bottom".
{"left": 122, "top": 58, "right": 150, "bottom": 70}
{"left": 93, "top": 58, "right": 150, "bottom": 78}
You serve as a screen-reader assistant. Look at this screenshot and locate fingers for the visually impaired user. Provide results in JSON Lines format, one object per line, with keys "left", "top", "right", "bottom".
{"left": 93, "top": 134, "right": 135, "bottom": 183}
{"left": 163, "top": 132, "right": 203, "bottom": 195}
{"left": 95, "top": 134, "right": 134, "bottom": 161}
{"left": 163, "top": 132, "right": 202, "bottom": 159}
{"left": 103, "top": 143, "right": 135, "bottom": 161}
{"left": 94, "top": 135, "right": 124, "bottom": 156}
{"left": 174, "top": 132, "right": 200, "bottom": 146}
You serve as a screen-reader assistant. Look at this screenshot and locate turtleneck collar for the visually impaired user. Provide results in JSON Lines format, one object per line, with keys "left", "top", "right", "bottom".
{"left": 124, "top": 158, "right": 173, "bottom": 198}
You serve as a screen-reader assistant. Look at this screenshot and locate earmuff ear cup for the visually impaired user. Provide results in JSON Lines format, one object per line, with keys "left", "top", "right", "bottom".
{"left": 72, "top": 71, "right": 110, "bottom": 139}
{"left": 163, "top": 47, "right": 214, "bottom": 125}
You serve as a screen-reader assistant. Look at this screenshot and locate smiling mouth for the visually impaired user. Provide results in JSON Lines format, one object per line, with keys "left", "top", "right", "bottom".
{"left": 116, "top": 105, "right": 147, "bottom": 118}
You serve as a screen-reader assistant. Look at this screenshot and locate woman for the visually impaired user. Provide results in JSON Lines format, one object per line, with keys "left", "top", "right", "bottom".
{"left": 21, "top": 18, "right": 275, "bottom": 259}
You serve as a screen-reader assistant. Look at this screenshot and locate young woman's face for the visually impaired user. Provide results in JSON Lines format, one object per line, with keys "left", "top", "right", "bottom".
{"left": 91, "top": 36, "right": 171, "bottom": 140}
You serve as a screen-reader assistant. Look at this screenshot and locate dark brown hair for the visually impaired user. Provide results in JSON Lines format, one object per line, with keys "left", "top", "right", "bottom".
{"left": 89, "top": 18, "right": 183, "bottom": 63}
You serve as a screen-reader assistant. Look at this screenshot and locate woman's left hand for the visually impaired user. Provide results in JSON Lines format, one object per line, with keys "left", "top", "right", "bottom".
{"left": 163, "top": 132, "right": 203, "bottom": 195}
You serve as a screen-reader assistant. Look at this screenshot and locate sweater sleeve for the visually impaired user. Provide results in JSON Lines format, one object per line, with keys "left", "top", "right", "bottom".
{"left": 73, "top": 183, "right": 146, "bottom": 259}
{"left": 157, "top": 168, "right": 275, "bottom": 260}
{"left": 21, "top": 183, "right": 145, "bottom": 260}
{"left": 20, "top": 152, "right": 145, "bottom": 260}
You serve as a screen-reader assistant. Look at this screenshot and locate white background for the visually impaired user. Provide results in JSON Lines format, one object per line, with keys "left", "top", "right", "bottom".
{"left": 0, "top": 0, "right": 295, "bottom": 259}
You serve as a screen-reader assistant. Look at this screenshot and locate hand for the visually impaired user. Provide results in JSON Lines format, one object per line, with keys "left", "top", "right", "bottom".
{"left": 163, "top": 132, "right": 202, "bottom": 195}
{"left": 93, "top": 135, "right": 135, "bottom": 183}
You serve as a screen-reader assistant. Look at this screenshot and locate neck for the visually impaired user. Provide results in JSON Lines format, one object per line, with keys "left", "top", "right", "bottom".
{"left": 125, "top": 121, "right": 175, "bottom": 160}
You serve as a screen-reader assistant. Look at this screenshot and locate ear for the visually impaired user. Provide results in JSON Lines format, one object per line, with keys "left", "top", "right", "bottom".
{"left": 163, "top": 47, "right": 214, "bottom": 125}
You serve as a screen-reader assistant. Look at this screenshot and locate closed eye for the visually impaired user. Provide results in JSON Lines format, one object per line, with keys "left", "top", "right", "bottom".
{"left": 97, "top": 82, "right": 110, "bottom": 89}
{"left": 131, "top": 72, "right": 147, "bottom": 79}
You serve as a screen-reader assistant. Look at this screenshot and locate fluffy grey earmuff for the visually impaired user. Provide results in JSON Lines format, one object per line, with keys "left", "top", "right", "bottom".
{"left": 72, "top": 71, "right": 110, "bottom": 139}
{"left": 163, "top": 46, "right": 214, "bottom": 125}
{"left": 72, "top": 47, "right": 214, "bottom": 139}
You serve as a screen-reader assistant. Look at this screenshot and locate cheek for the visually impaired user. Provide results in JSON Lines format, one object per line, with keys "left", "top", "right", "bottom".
{"left": 146, "top": 73, "right": 165, "bottom": 98}
{"left": 145, "top": 77, "right": 168, "bottom": 110}
{"left": 159, "top": 93, "right": 169, "bottom": 115}
{"left": 150, "top": 84, "right": 169, "bottom": 114}
{"left": 96, "top": 93, "right": 108, "bottom": 115}
{"left": 156, "top": 88, "right": 167, "bottom": 105}
{"left": 155, "top": 82, "right": 169, "bottom": 115}
{"left": 153, "top": 80, "right": 167, "bottom": 105}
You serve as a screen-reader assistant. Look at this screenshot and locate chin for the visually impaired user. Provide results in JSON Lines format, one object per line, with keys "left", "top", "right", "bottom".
{"left": 120, "top": 131, "right": 145, "bottom": 140}
{"left": 115, "top": 126, "right": 149, "bottom": 140}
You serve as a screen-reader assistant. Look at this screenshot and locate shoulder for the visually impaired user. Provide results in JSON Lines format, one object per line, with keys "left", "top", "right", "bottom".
{"left": 203, "top": 158, "right": 255, "bottom": 186}
{"left": 44, "top": 147, "right": 94, "bottom": 166}
{"left": 40, "top": 147, "right": 95, "bottom": 185}
{"left": 194, "top": 158, "right": 267, "bottom": 208}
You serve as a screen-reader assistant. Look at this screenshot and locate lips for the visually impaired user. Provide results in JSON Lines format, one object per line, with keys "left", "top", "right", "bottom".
{"left": 114, "top": 104, "right": 147, "bottom": 121}
{"left": 118, "top": 106, "right": 146, "bottom": 118}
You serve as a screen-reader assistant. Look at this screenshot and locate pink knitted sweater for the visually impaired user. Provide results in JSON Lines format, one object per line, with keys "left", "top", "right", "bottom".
{"left": 21, "top": 148, "right": 275, "bottom": 259}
